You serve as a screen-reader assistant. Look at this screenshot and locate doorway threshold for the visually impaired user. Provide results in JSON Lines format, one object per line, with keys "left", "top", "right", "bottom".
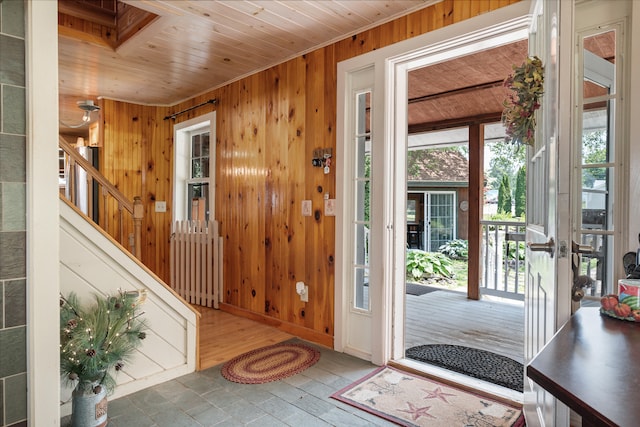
{"left": 390, "top": 358, "right": 523, "bottom": 406}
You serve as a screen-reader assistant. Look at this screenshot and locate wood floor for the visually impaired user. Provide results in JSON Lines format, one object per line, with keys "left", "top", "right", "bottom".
{"left": 404, "top": 289, "right": 524, "bottom": 363}
{"left": 195, "top": 305, "right": 294, "bottom": 370}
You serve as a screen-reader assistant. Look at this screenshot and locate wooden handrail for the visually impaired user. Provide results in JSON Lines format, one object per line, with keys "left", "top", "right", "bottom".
{"left": 59, "top": 137, "right": 143, "bottom": 259}
{"left": 59, "top": 138, "right": 133, "bottom": 212}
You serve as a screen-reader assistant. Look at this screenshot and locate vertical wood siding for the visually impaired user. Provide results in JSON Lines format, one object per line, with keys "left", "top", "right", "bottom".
{"left": 99, "top": 0, "right": 519, "bottom": 346}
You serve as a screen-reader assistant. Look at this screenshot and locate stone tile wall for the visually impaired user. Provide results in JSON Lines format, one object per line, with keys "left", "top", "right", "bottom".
{"left": 0, "top": 0, "right": 27, "bottom": 426}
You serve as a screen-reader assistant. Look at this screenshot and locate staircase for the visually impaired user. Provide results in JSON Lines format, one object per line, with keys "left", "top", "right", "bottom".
{"left": 58, "top": 139, "right": 199, "bottom": 417}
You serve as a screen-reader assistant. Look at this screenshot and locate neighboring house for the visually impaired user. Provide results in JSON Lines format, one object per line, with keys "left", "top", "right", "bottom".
{"left": 3, "top": 1, "right": 640, "bottom": 426}
{"left": 406, "top": 148, "right": 469, "bottom": 251}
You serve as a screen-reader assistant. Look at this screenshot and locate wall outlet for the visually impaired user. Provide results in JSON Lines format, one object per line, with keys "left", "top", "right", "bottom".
{"left": 302, "top": 200, "right": 312, "bottom": 216}
{"left": 155, "top": 201, "right": 167, "bottom": 213}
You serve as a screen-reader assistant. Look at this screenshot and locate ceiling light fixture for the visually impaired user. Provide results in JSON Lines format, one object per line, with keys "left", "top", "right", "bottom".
{"left": 60, "top": 100, "right": 101, "bottom": 129}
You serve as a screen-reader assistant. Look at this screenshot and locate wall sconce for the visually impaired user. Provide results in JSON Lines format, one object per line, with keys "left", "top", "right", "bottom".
{"left": 60, "top": 100, "right": 100, "bottom": 129}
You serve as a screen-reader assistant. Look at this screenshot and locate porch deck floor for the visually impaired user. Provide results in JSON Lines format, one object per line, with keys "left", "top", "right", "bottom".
{"left": 405, "top": 289, "right": 525, "bottom": 364}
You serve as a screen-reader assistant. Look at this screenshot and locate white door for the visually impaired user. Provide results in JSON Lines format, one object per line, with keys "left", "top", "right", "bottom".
{"left": 522, "top": 0, "right": 572, "bottom": 425}
{"left": 523, "top": 1, "right": 631, "bottom": 425}
{"left": 425, "top": 192, "right": 456, "bottom": 252}
{"left": 336, "top": 1, "right": 534, "bottom": 366}
{"left": 335, "top": 66, "right": 378, "bottom": 361}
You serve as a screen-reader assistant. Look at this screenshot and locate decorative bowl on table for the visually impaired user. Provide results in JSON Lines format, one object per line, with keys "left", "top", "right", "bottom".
{"left": 600, "top": 292, "right": 640, "bottom": 322}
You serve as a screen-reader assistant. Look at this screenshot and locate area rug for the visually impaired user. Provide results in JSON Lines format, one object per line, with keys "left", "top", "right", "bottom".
{"left": 405, "top": 283, "right": 456, "bottom": 296}
{"left": 405, "top": 344, "right": 524, "bottom": 392}
{"left": 221, "top": 342, "right": 320, "bottom": 384}
{"left": 406, "top": 283, "right": 438, "bottom": 296}
{"left": 331, "top": 366, "right": 524, "bottom": 427}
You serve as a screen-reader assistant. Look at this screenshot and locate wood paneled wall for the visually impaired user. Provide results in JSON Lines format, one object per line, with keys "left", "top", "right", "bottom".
{"left": 99, "top": 0, "right": 519, "bottom": 347}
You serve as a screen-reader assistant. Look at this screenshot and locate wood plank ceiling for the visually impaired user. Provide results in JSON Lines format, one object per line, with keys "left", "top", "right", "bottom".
{"left": 59, "top": 0, "right": 437, "bottom": 132}
{"left": 58, "top": 0, "right": 533, "bottom": 138}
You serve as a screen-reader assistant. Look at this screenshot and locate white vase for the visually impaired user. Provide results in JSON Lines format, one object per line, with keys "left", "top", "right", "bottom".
{"left": 71, "top": 381, "right": 108, "bottom": 427}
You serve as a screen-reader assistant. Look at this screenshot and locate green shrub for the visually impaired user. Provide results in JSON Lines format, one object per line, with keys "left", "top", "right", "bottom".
{"left": 406, "top": 250, "right": 454, "bottom": 281}
{"left": 515, "top": 166, "right": 526, "bottom": 218}
{"left": 498, "top": 175, "right": 513, "bottom": 215}
{"left": 505, "top": 241, "right": 526, "bottom": 261}
{"left": 438, "top": 239, "right": 468, "bottom": 260}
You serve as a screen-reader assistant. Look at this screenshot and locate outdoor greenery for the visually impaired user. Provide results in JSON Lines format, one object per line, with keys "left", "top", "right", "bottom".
{"left": 364, "top": 154, "right": 371, "bottom": 222}
{"left": 438, "top": 239, "right": 468, "bottom": 260}
{"left": 582, "top": 129, "right": 607, "bottom": 187}
{"left": 506, "top": 241, "right": 526, "bottom": 262}
{"left": 514, "top": 166, "right": 526, "bottom": 217}
{"left": 486, "top": 142, "right": 525, "bottom": 193}
{"left": 406, "top": 250, "right": 454, "bottom": 281}
{"left": 486, "top": 212, "right": 519, "bottom": 222}
{"left": 497, "top": 174, "right": 513, "bottom": 215}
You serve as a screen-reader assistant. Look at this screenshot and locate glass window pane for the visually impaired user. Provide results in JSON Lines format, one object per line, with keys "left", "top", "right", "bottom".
{"left": 201, "top": 159, "right": 209, "bottom": 178}
{"left": 192, "top": 159, "right": 203, "bottom": 178}
{"left": 582, "top": 108, "right": 608, "bottom": 164}
{"left": 583, "top": 30, "right": 616, "bottom": 98}
{"left": 428, "top": 193, "right": 455, "bottom": 252}
{"left": 355, "top": 223, "right": 369, "bottom": 266}
{"left": 582, "top": 168, "right": 608, "bottom": 208}
{"left": 356, "top": 92, "right": 371, "bottom": 135}
{"left": 407, "top": 199, "right": 417, "bottom": 223}
{"left": 188, "top": 183, "right": 209, "bottom": 221}
{"left": 578, "top": 233, "right": 613, "bottom": 297}
{"left": 355, "top": 180, "right": 368, "bottom": 222}
{"left": 356, "top": 137, "right": 368, "bottom": 177}
{"left": 192, "top": 134, "right": 201, "bottom": 157}
{"left": 201, "top": 133, "right": 210, "bottom": 157}
{"left": 354, "top": 267, "right": 369, "bottom": 310}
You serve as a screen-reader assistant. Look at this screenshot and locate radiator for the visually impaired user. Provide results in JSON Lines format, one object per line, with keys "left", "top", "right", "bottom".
{"left": 170, "top": 220, "right": 222, "bottom": 308}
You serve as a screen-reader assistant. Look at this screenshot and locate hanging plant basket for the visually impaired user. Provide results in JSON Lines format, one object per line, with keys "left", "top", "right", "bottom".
{"left": 502, "top": 56, "right": 544, "bottom": 146}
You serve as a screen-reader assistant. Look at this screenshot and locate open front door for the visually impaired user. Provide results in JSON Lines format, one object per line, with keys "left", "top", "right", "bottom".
{"left": 523, "top": 0, "right": 572, "bottom": 425}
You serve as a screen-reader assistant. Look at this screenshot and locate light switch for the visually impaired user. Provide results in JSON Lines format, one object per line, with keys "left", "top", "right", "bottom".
{"left": 302, "top": 200, "right": 312, "bottom": 216}
{"left": 155, "top": 201, "right": 167, "bottom": 213}
{"left": 324, "top": 199, "right": 336, "bottom": 216}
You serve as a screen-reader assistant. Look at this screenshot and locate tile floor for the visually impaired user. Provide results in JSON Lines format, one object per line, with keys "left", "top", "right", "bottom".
{"left": 61, "top": 340, "right": 396, "bottom": 427}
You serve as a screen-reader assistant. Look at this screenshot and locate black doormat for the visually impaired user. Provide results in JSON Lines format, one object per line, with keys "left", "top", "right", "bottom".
{"left": 405, "top": 283, "right": 445, "bottom": 296}
{"left": 406, "top": 344, "right": 524, "bottom": 392}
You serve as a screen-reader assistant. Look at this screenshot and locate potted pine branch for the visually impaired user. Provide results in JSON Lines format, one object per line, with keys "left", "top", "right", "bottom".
{"left": 60, "top": 289, "right": 148, "bottom": 427}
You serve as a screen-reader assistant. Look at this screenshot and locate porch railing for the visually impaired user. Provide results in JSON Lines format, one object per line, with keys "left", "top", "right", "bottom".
{"left": 59, "top": 137, "right": 143, "bottom": 259}
{"left": 480, "top": 220, "right": 526, "bottom": 301}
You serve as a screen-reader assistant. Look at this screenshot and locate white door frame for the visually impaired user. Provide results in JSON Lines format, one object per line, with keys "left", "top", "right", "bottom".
{"left": 335, "top": 1, "right": 532, "bottom": 366}
{"left": 27, "top": 0, "right": 62, "bottom": 423}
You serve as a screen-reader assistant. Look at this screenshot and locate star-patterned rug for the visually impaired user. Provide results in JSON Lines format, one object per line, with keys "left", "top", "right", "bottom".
{"left": 331, "top": 366, "right": 525, "bottom": 427}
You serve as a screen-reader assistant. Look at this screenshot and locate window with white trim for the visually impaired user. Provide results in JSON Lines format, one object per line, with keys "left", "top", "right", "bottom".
{"left": 173, "top": 112, "right": 216, "bottom": 222}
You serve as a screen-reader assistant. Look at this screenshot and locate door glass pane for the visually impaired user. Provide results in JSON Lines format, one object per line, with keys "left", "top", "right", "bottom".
{"left": 581, "top": 110, "right": 608, "bottom": 164}
{"left": 428, "top": 193, "right": 455, "bottom": 252}
{"left": 354, "top": 267, "right": 369, "bottom": 311}
{"left": 353, "top": 90, "right": 371, "bottom": 311}
{"left": 578, "top": 233, "right": 613, "bottom": 296}
{"left": 583, "top": 30, "right": 616, "bottom": 98}
{"left": 579, "top": 28, "right": 617, "bottom": 301}
{"left": 406, "top": 199, "right": 417, "bottom": 223}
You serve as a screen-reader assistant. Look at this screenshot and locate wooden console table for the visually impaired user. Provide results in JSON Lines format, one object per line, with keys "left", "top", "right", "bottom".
{"left": 527, "top": 307, "right": 640, "bottom": 427}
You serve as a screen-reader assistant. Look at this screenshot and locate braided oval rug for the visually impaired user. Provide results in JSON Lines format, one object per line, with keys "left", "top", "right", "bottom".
{"left": 221, "top": 342, "right": 320, "bottom": 384}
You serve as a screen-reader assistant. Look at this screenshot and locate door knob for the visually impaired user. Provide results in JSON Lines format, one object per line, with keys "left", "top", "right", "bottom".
{"left": 527, "top": 237, "right": 555, "bottom": 256}
{"left": 571, "top": 240, "right": 593, "bottom": 254}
